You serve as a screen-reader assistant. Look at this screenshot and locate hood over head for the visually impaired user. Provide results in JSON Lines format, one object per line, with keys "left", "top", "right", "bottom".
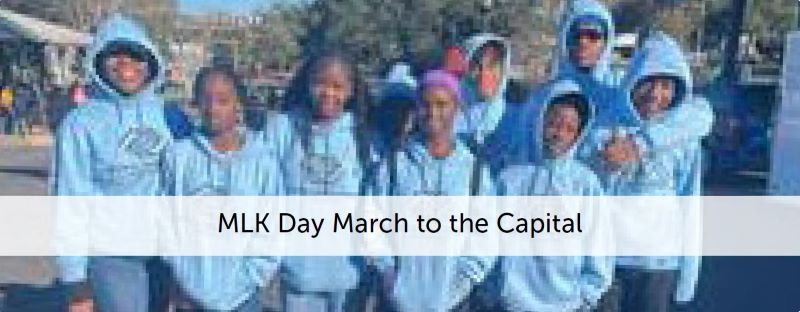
{"left": 462, "top": 33, "right": 511, "bottom": 105}
{"left": 554, "top": 0, "right": 615, "bottom": 82}
{"left": 621, "top": 31, "right": 691, "bottom": 125}
{"left": 531, "top": 79, "right": 595, "bottom": 161}
{"left": 85, "top": 14, "right": 165, "bottom": 100}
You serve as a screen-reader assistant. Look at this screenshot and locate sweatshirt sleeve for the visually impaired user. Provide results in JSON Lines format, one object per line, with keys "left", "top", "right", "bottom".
{"left": 675, "top": 255, "right": 701, "bottom": 303}
{"left": 677, "top": 145, "right": 703, "bottom": 196}
{"left": 51, "top": 113, "right": 95, "bottom": 196}
{"left": 636, "top": 96, "right": 713, "bottom": 156}
{"left": 580, "top": 175, "right": 614, "bottom": 306}
{"left": 52, "top": 114, "right": 93, "bottom": 283}
{"left": 675, "top": 150, "right": 703, "bottom": 302}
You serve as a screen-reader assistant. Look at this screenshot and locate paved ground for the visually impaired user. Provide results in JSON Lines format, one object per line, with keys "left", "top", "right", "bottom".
{"left": 0, "top": 140, "right": 62, "bottom": 311}
{"left": 0, "top": 146, "right": 49, "bottom": 196}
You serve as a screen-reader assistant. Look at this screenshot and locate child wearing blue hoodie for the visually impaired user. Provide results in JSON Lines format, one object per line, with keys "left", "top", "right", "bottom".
{"left": 161, "top": 65, "right": 286, "bottom": 311}
{"left": 459, "top": 34, "right": 530, "bottom": 184}
{"left": 280, "top": 50, "right": 376, "bottom": 312}
{"left": 373, "top": 70, "right": 496, "bottom": 312}
{"left": 497, "top": 79, "right": 612, "bottom": 312}
{"left": 555, "top": 0, "right": 713, "bottom": 169}
{"left": 51, "top": 14, "right": 182, "bottom": 312}
{"left": 585, "top": 32, "right": 706, "bottom": 312}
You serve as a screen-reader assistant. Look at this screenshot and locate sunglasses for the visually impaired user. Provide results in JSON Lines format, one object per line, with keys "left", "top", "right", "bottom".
{"left": 574, "top": 29, "right": 604, "bottom": 41}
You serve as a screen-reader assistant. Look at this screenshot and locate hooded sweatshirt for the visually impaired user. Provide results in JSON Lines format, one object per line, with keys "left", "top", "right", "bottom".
{"left": 52, "top": 14, "right": 174, "bottom": 283}
{"left": 551, "top": 0, "right": 619, "bottom": 125}
{"left": 371, "top": 70, "right": 496, "bottom": 311}
{"left": 553, "top": 0, "right": 712, "bottom": 153}
{"left": 281, "top": 111, "right": 374, "bottom": 294}
{"left": 373, "top": 138, "right": 496, "bottom": 311}
{"left": 162, "top": 123, "right": 287, "bottom": 310}
{"left": 459, "top": 34, "right": 530, "bottom": 180}
{"left": 585, "top": 32, "right": 704, "bottom": 303}
{"left": 553, "top": 0, "right": 618, "bottom": 89}
{"left": 498, "top": 79, "right": 612, "bottom": 312}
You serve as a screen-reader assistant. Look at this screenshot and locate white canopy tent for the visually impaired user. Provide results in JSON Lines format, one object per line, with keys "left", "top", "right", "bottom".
{"left": 0, "top": 7, "right": 91, "bottom": 45}
{"left": 0, "top": 7, "right": 92, "bottom": 86}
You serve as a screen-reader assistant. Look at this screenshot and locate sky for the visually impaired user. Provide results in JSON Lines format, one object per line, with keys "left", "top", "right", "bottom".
{"left": 178, "top": 0, "right": 285, "bottom": 15}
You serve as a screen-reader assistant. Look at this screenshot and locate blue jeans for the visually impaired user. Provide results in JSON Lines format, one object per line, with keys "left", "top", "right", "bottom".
{"left": 88, "top": 257, "right": 170, "bottom": 312}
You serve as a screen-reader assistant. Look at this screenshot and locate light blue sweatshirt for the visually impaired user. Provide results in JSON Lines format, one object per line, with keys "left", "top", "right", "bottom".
{"left": 554, "top": 0, "right": 713, "bottom": 154}
{"left": 498, "top": 79, "right": 613, "bottom": 312}
{"left": 51, "top": 14, "right": 174, "bottom": 283}
{"left": 584, "top": 32, "right": 707, "bottom": 303}
{"left": 373, "top": 137, "right": 496, "bottom": 311}
{"left": 375, "top": 137, "right": 494, "bottom": 196}
{"left": 459, "top": 34, "right": 531, "bottom": 179}
{"left": 162, "top": 123, "right": 288, "bottom": 310}
{"left": 281, "top": 112, "right": 374, "bottom": 294}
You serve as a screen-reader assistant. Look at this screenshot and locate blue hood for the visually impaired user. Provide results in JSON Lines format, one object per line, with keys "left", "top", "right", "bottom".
{"left": 463, "top": 33, "right": 511, "bottom": 106}
{"left": 620, "top": 32, "right": 692, "bottom": 126}
{"left": 459, "top": 34, "right": 531, "bottom": 177}
{"left": 530, "top": 79, "right": 595, "bottom": 162}
{"left": 459, "top": 34, "right": 512, "bottom": 137}
{"left": 554, "top": 0, "right": 615, "bottom": 83}
{"left": 85, "top": 14, "right": 165, "bottom": 101}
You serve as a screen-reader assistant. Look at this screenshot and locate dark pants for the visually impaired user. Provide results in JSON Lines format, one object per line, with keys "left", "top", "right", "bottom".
{"left": 2, "top": 283, "right": 70, "bottom": 312}
{"left": 595, "top": 268, "right": 678, "bottom": 312}
{"left": 88, "top": 257, "right": 170, "bottom": 312}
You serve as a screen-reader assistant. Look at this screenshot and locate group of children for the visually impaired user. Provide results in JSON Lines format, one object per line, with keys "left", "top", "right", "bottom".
{"left": 51, "top": 0, "right": 713, "bottom": 311}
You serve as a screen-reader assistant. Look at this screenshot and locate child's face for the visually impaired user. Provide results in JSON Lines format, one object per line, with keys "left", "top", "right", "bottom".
{"left": 543, "top": 102, "right": 582, "bottom": 158}
{"left": 200, "top": 73, "right": 239, "bottom": 136}
{"left": 104, "top": 54, "right": 148, "bottom": 94}
{"left": 632, "top": 77, "right": 675, "bottom": 120}
{"left": 311, "top": 62, "right": 352, "bottom": 121}
{"left": 470, "top": 45, "right": 502, "bottom": 101}
{"left": 569, "top": 28, "right": 605, "bottom": 70}
{"left": 421, "top": 87, "right": 458, "bottom": 139}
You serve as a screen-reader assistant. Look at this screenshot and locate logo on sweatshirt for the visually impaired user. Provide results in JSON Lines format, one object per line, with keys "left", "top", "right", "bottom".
{"left": 301, "top": 153, "right": 344, "bottom": 185}
{"left": 119, "top": 126, "right": 167, "bottom": 164}
{"left": 94, "top": 127, "right": 167, "bottom": 191}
